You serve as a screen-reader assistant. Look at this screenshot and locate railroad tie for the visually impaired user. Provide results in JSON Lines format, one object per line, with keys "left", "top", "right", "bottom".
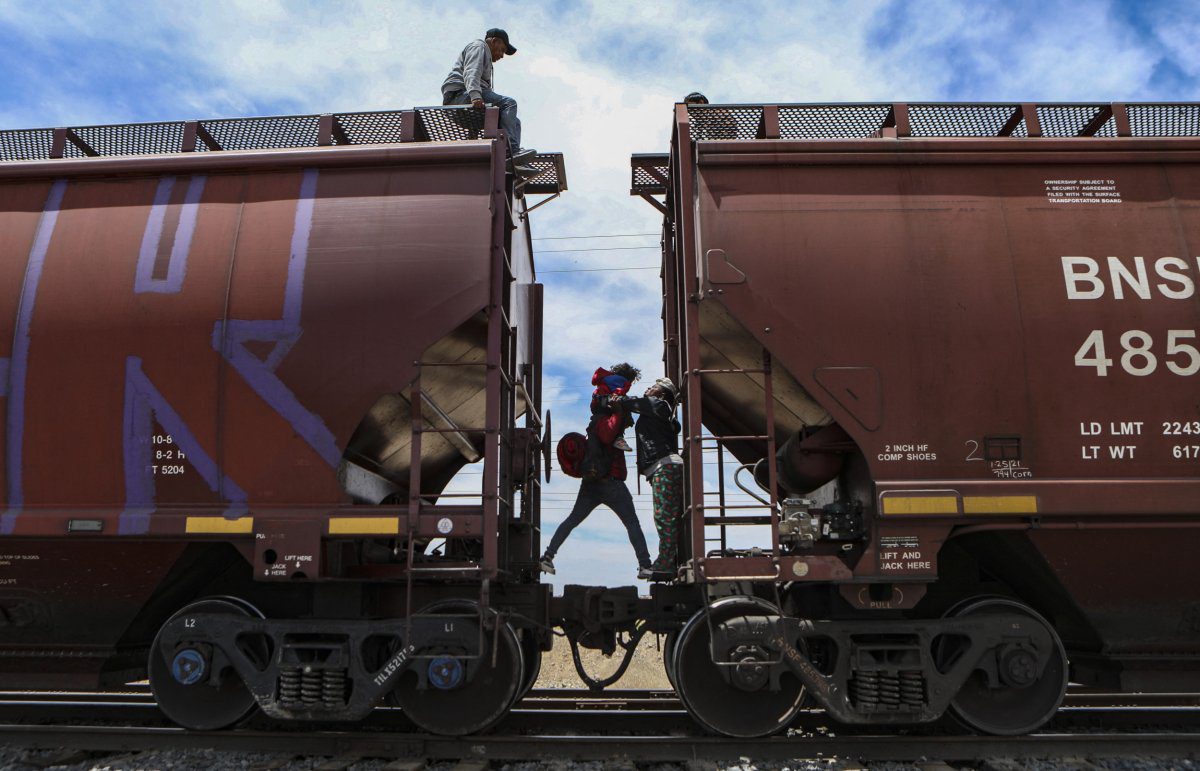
{"left": 314, "top": 754, "right": 363, "bottom": 771}
{"left": 249, "top": 756, "right": 296, "bottom": 771}
{"left": 20, "top": 749, "right": 106, "bottom": 768}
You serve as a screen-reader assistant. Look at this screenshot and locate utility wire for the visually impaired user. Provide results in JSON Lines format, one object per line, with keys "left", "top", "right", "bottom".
{"left": 535, "top": 246, "right": 662, "bottom": 254}
{"left": 532, "top": 232, "right": 658, "bottom": 240}
{"left": 541, "top": 266, "right": 659, "bottom": 273}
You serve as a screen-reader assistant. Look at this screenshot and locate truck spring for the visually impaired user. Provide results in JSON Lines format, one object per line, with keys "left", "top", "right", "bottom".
{"left": 278, "top": 667, "right": 302, "bottom": 707}
{"left": 322, "top": 668, "right": 346, "bottom": 707}
{"left": 301, "top": 668, "right": 323, "bottom": 704}
{"left": 877, "top": 673, "right": 901, "bottom": 706}
{"left": 900, "top": 669, "right": 925, "bottom": 706}
{"left": 850, "top": 671, "right": 880, "bottom": 708}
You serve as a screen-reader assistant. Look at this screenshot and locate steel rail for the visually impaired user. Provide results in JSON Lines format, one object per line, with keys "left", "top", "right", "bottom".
{"left": 0, "top": 723, "right": 1197, "bottom": 763}
{"left": 1, "top": 687, "right": 1197, "bottom": 712}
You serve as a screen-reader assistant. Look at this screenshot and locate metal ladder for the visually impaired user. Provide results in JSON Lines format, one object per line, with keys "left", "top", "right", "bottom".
{"left": 684, "top": 349, "right": 781, "bottom": 581}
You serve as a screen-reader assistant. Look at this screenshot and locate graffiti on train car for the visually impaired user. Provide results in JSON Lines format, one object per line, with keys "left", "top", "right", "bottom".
{"left": 1, "top": 169, "right": 341, "bottom": 534}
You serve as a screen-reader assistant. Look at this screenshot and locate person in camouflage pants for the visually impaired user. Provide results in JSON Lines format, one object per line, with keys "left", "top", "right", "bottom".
{"left": 648, "top": 460, "right": 684, "bottom": 568}
{"left": 615, "top": 377, "right": 684, "bottom": 574}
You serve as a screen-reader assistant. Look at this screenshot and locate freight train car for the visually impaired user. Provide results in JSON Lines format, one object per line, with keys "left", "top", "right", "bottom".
{"left": 0, "top": 107, "right": 566, "bottom": 735}
{"left": 617, "top": 102, "right": 1200, "bottom": 737}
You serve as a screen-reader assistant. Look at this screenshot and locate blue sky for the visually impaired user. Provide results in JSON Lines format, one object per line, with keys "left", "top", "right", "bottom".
{"left": 2, "top": 0, "right": 1199, "bottom": 586}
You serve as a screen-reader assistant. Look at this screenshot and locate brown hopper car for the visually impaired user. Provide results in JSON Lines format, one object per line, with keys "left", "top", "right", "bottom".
{"left": 0, "top": 107, "right": 566, "bottom": 734}
{"left": 2, "top": 97, "right": 1198, "bottom": 742}
{"left": 611, "top": 102, "right": 1200, "bottom": 736}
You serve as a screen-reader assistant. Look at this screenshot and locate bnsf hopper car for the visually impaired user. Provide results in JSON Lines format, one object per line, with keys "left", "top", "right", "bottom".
{"left": 612, "top": 102, "right": 1200, "bottom": 737}
{"left": 0, "top": 108, "right": 566, "bottom": 735}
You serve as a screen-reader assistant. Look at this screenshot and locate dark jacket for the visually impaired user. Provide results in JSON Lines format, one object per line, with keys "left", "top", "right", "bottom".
{"left": 618, "top": 395, "right": 681, "bottom": 475}
{"left": 580, "top": 401, "right": 629, "bottom": 482}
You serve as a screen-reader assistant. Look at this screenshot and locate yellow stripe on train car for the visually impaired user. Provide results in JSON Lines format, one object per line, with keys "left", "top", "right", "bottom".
{"left": 880, "top": 496, "right": 960, "bottom": 515}
{"left": 185, "top": 516, "right": 254, "bottom": 534}
{"left": 328, "top": 517, "right": 400, "bottom": 535}
{"left": 962, "top": 496, "right": 1039, "bottom": 514}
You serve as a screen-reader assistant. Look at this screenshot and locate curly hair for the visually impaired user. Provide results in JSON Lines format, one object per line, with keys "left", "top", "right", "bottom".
{"left": 609, "top": 362, "right": 641, "bottom": 383}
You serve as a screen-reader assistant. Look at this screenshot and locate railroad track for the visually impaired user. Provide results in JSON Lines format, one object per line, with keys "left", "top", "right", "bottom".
{"left": 2, "top": 686, "right": 1197, "bottom": 721}
{"left": 0, "top": 723, "right": 1199, "bottom": 764}
{"left": 0, "top": 688, "right": 1197, "bottom": 764}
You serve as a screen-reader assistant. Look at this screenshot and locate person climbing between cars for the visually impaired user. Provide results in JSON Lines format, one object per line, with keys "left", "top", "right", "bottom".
{"left": 442, "top": 28, "right": 538, "bottom": 177}
{"left": 615, "top": 377, "right": 684, "bottom": 576}
{"left": 540, "top": 391, "right": 654, "bottom": 580}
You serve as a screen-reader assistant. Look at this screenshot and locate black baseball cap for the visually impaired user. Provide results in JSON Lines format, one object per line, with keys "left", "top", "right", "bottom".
{"left": 486, "top": 28, "right": 517, "bottom": 55}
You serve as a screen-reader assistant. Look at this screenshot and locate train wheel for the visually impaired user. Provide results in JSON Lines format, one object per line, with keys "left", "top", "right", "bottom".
{"left": 942, "top": 597, "right": 1068, "bottom": 735}
{"left": 662, "top": 630, "right": 679, "bottom": 691}
{"left": 148, "top": 597, "right": 264, "bottom": 731}
{"left": 516, "top": 628, "right": 543, "bottom": 702}
{"left": 673, "top": 596, "right": 805, "bottom": 737}
{"left": 393, "top": 601, "right": 524, "bottom": 735}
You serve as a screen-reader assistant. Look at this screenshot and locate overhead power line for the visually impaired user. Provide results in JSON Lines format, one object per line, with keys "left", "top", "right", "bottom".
{"left": 540, "top": 266, "right": 659, "bottom": 273}
{"left": 536, "top": 246, "right": 662, "bottom": 254}
{"left": 532, "top": 232, "right": 658, "bottom": 240}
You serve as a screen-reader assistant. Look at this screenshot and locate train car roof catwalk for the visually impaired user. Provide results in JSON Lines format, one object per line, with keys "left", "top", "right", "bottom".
{"left": 0, "top": 106, "right": 566, "bottom": 194}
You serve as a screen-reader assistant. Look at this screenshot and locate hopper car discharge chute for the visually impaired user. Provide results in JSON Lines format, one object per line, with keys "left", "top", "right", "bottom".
{"left": 614, "top": 101, "right": 1200, "bottom": 737}
{"left": 0, "top": 106, "right": 566, "bottom": 734}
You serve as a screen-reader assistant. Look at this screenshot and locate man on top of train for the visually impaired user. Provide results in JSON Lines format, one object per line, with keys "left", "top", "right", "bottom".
{"left": 442, "top": 29, "right": 538, "bottom": 177}
{"left": 615, "top": 378, "right": 684, "bottom": 575}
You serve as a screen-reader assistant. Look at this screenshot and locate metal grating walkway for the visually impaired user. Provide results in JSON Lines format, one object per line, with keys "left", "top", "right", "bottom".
{"left": 683, "top": 102, "right": 1200, "bottom": 142}
{"left": 0, "top": 106, "right": 566, "bottom": 195}
{"left": 634, "top": 101, "right": 1200, "bottom": 195}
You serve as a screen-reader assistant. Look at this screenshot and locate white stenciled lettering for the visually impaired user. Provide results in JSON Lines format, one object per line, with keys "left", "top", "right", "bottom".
{"left": 1062, "top": 257, "right": 1105, "bottom": 299}
{"left": 1045, "top": 179, "right": 1123, "bottom": 204}
{"left": 1075, "top": 329, "right": 1199, "bottom": 377}
{"left": 1156, "top": 257, "right": 1195, "bottom": 299}
{"left": 372, "top": 645, "right": 416, "bottom": 687}
{"left": 878, "top": 444, "right": 936, "bottom": 462}
{"left": 1062, "top": 256, "right": 1199, "bottom": 301}
{"left": 1108, "top": 256, "right": 1152, "bottom": 300}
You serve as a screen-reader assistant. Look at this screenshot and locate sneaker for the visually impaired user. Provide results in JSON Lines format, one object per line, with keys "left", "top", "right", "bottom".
{"left": 539, "top": 554, "right": 556, "bottom": 575}
{"left": 613, "top": 437, "right": 632, "bottom": 452}
{"left": 512, "top": 163, "right": 542, "bottom": 178}
{"left": 637, "top": 566, "right": 654, "bottom": 580}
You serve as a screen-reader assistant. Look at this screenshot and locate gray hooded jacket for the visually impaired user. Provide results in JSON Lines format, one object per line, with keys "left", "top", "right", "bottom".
{"left": 442, "top": 40, "right": 492, "bottom": 102}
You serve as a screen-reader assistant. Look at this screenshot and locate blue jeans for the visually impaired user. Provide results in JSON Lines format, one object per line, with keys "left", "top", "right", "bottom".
{"left": 443, "top": 88, "right": 522, "bottom": 156}
{"left": 545, "top": 478, "right": 651, "bottom": 569}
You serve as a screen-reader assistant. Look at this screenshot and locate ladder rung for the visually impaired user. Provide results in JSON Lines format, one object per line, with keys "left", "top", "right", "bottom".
{"left": 704, "top": 516, "right": 774, "bottom": 526}
{"left": 696, "top": 435, "right": 770, "bottom": 442}
{"left": 407, "top": 565, "right": 483, "bottom": 574}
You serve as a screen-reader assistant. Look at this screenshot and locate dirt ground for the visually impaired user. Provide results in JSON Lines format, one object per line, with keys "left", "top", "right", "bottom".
{"left": 533, "top": 629, "right": 672, "bottom": 689}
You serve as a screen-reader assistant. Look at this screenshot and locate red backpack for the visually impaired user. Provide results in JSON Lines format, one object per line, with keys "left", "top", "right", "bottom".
{"left": 556, "top": 430, "right": 627, "bottom": 481}
{"left": 556, "top": 432, "right": 587, "bottom": 478}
